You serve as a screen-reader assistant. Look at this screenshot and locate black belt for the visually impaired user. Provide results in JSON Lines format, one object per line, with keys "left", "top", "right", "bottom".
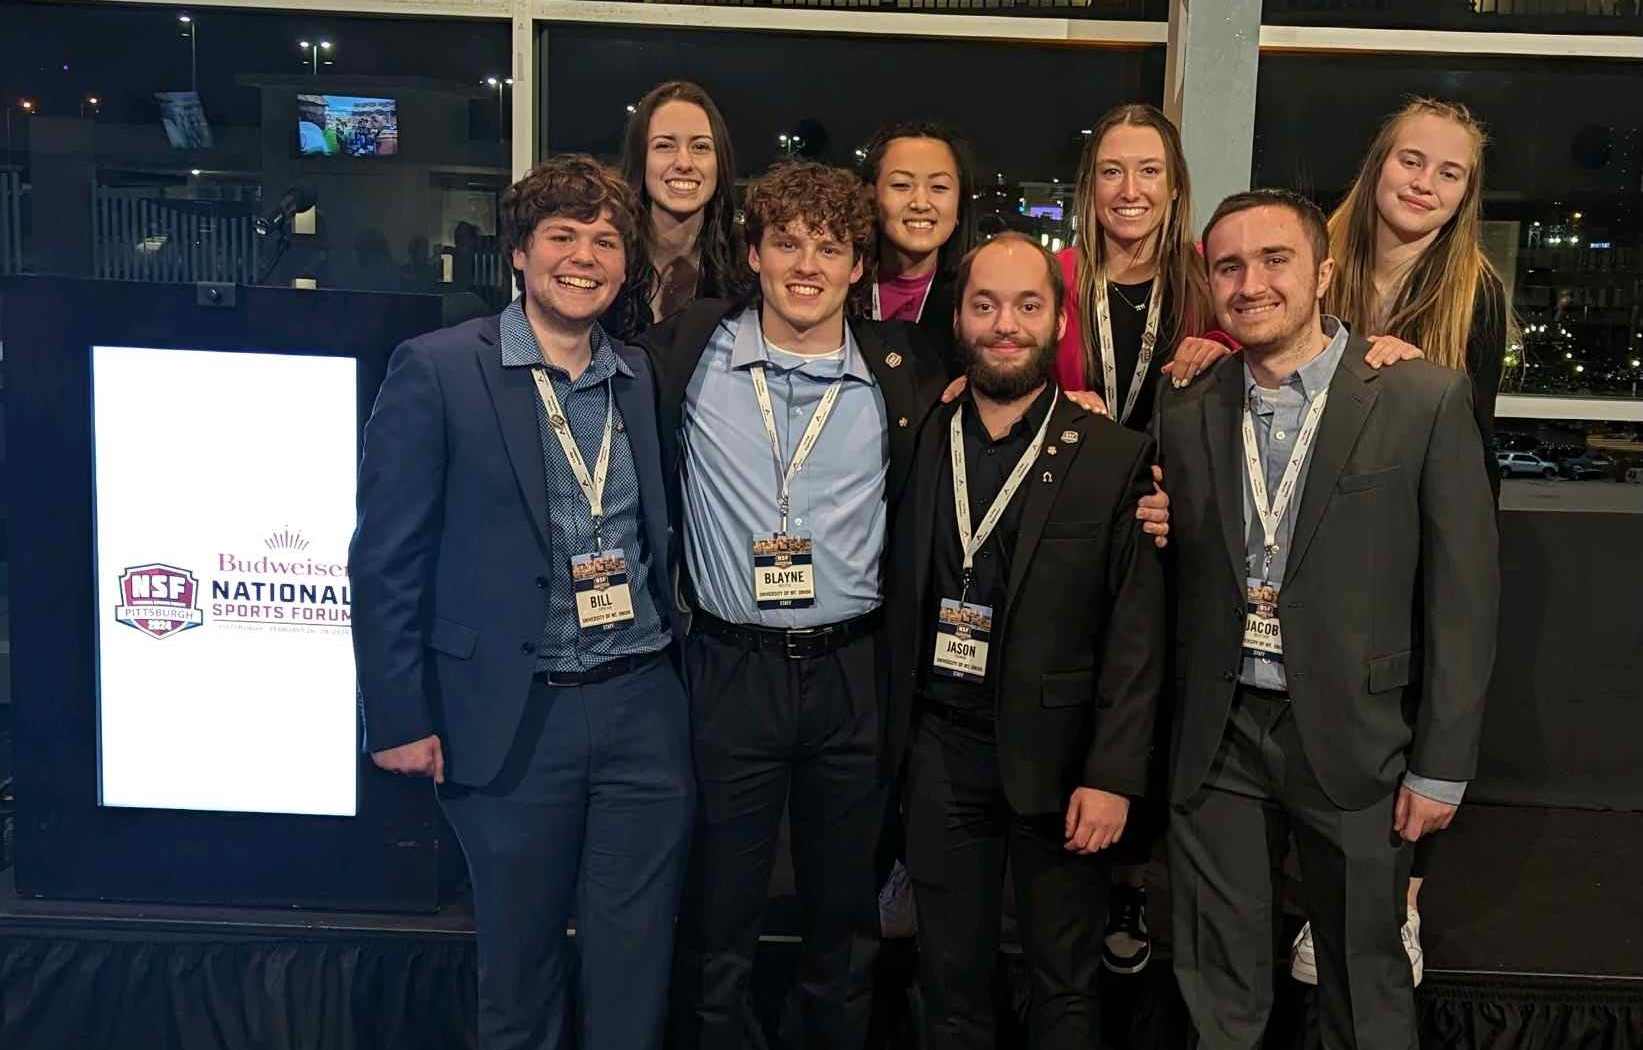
{"left": 1237, "top": 683, "right": 1291, "bottom": 704}
{"left": 917, "top": 695, "right": 996, "bottom": 734}
{"left": 693, "top": 609, "right": 882, "bottom": 660}
{"left": 534, "top": 650, "right": 661, "bottom": 687}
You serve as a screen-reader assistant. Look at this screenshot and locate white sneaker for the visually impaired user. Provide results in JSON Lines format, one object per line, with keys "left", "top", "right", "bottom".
{"left": 1403, "top": 905, "right": 1424, "bottom": 987}
{"left": 1290, "top": 906, "right": 1424, "bottom": 987}
{"left": 1289, "top": 922, "right": 1318, "bottom": 985}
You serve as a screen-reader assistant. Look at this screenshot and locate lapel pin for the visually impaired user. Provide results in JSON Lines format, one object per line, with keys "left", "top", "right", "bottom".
{"left": 1042, "top": 471, "right": 1054, "bottom": 484}
{"left": 885, "top": 352, "right": 903, "bottom": 369}
{"left": 897, "top": 416, "right": 909, "bottom": 428}
{"left": 615, "top": 419, "right": 626, "bottom": 433}
{"left": 549, "top": 414, "right": 567, "bottom": 430}
{"left": 1045, "top": 445, "right": 1058, "bottom": 456}
{"left": 1061, "top": 430, "right": 1079, "bottom": 444}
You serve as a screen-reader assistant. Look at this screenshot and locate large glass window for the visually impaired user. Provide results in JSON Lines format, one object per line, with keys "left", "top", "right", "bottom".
{"left": 1262, "top": 0, "right": 1643, "bottom": 35}
{"left": 545, "top": 23, "right": 1165, "bottom": 253}
{"left": 1252, "top": 51, "right": 1643, "bottom": 403}
{"left": 0, "top": 2, "right": 513, "bottom": 305}
{"left": 617, "top": 0, "right": 1167, "bottom": 18}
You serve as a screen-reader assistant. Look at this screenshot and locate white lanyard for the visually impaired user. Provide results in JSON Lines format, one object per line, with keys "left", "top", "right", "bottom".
{"left": 750, "top": 363, "right": 845, "bottom": 533}
{"left": 1092, "top": 270, "right": 1165, "bottom": 426}
{"left": 530, "top": 367, "right": 616, "bottom": 548}
{"left": 871, "top": 276, "right": 934, "bottom": 323}
{"left": 1242, "top": 389, "right": 1330, "bottom": 576}
{"left": 949, "top": 390, "right": 1060, "bottom": 596}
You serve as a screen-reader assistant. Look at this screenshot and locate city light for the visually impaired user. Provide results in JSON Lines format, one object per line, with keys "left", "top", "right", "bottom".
{"left": 626, "top": 104, "right": 636, "bottom": 114}
{"left": 178, "top": 14, "right": 198, "bottom": 93}
{"left": 1574, "top": 365, "right": 1585, "bottom": 374}
{"left": 299, "top": 40, "right": 334, "bottom": 75}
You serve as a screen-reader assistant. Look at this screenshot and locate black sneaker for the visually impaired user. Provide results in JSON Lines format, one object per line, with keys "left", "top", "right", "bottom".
{"left": 1102, "top": 885, "right": 1152, "bottom": 974}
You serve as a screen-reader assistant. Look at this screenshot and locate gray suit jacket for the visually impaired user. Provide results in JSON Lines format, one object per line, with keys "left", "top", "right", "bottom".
{"left": 1153, "top": 330, "right": 1499, "bottom": 810}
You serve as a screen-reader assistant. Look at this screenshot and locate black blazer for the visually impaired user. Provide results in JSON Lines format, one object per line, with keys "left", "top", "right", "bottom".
{"left": 1152, "top": 330, "right": 1500, "bottom": 810}
{"left": 882, "top": 393, "right": 1167, "bottom": 816}
{"left": 350, "top": 314, "right": 681, "bottom": 786}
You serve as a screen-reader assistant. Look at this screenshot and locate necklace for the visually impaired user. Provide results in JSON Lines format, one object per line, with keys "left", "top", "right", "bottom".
{"left": 1110, "top": 279, "right": 1151, "bottom": 313}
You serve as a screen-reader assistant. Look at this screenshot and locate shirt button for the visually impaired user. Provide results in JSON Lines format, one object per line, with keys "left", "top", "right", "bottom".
{"left": 520, "top": 641, "right": 536, "bottom": 655}
{"left": 1275, "top": 430, "right": 1287, "bottom": 440}
{"left": 794, "top": 517, "right": 804, "bottom": 526}
{"left": 535, "top": 575, "right": 549, "bottom": 588}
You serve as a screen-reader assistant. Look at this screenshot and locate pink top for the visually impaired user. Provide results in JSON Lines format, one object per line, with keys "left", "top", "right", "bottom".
{"left": 1053, "top": 249, "right": 1090, "bottom": 391}
{"left": 876, "top": 271, "right": 936, "bottom": 322}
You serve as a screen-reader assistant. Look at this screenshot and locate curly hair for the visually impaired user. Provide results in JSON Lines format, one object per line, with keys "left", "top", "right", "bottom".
{"left": 501, "top": 154, "right": 640, "bottom": 292}
{"left": 743, "top": 161, "right": 877, "bottom": 265}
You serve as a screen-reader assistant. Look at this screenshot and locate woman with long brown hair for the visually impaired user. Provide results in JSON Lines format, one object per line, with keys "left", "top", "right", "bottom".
{"left": 1054, "top": 103, "right": 1220, "bottom": 430}
{"left": 603, "top": 80, "right": 742, "bottom": 339}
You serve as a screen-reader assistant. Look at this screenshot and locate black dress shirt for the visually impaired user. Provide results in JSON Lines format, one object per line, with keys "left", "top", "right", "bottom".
{"left": 919, "top": 382, "right": 1059, "bottom": 714}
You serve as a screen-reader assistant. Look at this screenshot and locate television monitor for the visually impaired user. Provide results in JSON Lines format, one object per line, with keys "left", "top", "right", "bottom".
{"left": 297, "top": 93, "right": 399, "bottom": 157}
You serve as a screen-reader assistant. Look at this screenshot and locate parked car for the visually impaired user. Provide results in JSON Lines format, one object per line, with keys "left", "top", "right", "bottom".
{"left": 1497, "top": 451, "right": 1560, "bottom": 479}
{"left": 1559, "top": 452, "right": 1615, "bottom": 480}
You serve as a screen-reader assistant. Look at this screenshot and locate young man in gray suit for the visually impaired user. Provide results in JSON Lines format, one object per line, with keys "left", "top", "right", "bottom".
{"left": 1153, "top": 189, "right": 1499, "bottom": 1050}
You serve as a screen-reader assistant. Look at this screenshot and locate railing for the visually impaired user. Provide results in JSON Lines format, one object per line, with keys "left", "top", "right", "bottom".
{"left": 92, "top": 187, "right": 258, "bottom": 285}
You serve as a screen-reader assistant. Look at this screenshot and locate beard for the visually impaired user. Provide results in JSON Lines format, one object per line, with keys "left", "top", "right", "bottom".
{"left": 959, "top": 331, "right": 1058, "bottom": 401}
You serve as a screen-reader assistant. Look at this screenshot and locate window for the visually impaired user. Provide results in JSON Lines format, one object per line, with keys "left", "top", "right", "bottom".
{"left": 0, "top": 2, "right": 513, "bottom": 304}
{"left": 1261, "top": 0, "right": 1643, "bottom": 35}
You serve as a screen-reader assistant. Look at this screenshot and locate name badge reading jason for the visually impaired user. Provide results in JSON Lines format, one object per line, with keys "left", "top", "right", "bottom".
{"left": 932, "top": 598, "right": 993, "bottom": 681}
{"left": 570, "top": 549, "right": 636, "bottom": 630}
{"left": 1243, "top": 577, "right": 1283, "bottom": 661}
{"left": 752, "top": 532, "right": 816, "bottom": 609}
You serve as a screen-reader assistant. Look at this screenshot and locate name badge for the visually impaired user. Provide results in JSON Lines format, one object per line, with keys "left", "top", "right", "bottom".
{"left": 1243, "top": 577, "right": 1283, "bottom": 661}
{"left": 932, "top": 598, "right": 993, "bottom": 682}
{"left": 570, "top": 549, "right": 636, "bottom": 630}
{"left": 752, "top": 532, "right": 816, "bottom": 609}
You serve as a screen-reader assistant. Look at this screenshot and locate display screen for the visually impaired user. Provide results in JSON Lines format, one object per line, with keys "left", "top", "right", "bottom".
{"left": 297, "top": 94, "right": 399, "bottom": 157}
{"left": 92, "top": 346, "right": 359, "bottom": 817}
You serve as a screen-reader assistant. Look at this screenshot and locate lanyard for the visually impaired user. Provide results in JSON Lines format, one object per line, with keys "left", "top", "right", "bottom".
{"left": 1091, "top": 270, "right": 1165, "bottom": 425}
{"left": 948, "top": 390, "right": 1060, "bottom": 599}
{"left": 749, "top": 363, "right": 845, "bottom": 533}
{"left": 871, "top": 276, "right": 934, "bottom": 323}
{"left": 529, "top": 367, "right": 616, "bottom": 549}
{"left": 1242, "top": 389, "right": 1329, "bottom": 576}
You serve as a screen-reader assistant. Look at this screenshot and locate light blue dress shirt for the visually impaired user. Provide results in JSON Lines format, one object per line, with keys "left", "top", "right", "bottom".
{"left": 681, "top": 307, "right": 889, "bottom": 628}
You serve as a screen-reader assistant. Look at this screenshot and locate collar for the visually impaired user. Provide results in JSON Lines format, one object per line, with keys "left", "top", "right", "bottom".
{"left": 961, "top": 381, "right": 1059, "bottom": 447}
{"left": 1243, "top": 314, "right": 1349, "bottom": 405}
{"left": 729, "top": 305, "right": 875, "bottom": 384}
{"left": 499, "top": 298, "right": 633, "bottom": 382}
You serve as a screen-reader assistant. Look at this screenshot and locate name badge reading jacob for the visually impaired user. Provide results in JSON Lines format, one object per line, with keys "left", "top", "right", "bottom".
{"left": 1243, "top": 577, "right": 1283, "bottom": 661}
{"left": 570, "top": 549, "right": 636, "bottom": 630}
{"left": 932, "top": 598, "right": 993, "bottom": 681}
{"left": 752, "top": 532, "right": 816, "bottom": 609}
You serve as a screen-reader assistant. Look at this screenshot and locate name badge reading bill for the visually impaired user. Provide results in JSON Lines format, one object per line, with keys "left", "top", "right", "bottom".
{"left": 752, "top": 532, "right": 816, "bottom": 609}
{"left": 570, "top": 549, "right": 636, "bottom": 630}
{"left": 1243, "top": 577, "right": 1283, "bottom": 661}
{"left": 932, "top": 598, "right": 993, "bottom": 681}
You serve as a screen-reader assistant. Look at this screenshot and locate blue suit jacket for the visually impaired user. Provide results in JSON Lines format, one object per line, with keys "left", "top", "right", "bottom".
{"left": 350, "top": 312, "right": 680, "bottom": 787}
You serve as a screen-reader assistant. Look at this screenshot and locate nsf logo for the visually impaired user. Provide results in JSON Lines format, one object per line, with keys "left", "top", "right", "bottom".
{"left": 114, "top": 563, "right": 205, "bottom": 640}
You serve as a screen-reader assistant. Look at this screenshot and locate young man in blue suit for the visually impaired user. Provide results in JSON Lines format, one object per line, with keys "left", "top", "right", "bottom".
{"left": 350, "top": 154, "right": 692, "bottom": 1050}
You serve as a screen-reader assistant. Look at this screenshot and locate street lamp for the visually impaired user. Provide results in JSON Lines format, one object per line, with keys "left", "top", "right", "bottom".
{"left": 81, "top": 96, "right": 100, "bottom": 119}
{"left": 777, "top": 132, "right": 803, "bottom": 157}
{"left": 179, "top": 14, "right": 197, "bottom": 94}
{"left": 299, "top": 40, "right": 333, "bottom": 75}
{"left": 484, "top": 76, "right": 513, "bottom": 143}
{"left": 6, "top": 99, "right": 37, "bottom": 171}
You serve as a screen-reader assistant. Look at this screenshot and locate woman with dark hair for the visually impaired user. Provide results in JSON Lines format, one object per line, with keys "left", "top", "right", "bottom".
{"left": 861, "top": 121, "right": 978, "bottom": 372}
{"left": 603, "top": 80, "right": 742, "bottom": 339}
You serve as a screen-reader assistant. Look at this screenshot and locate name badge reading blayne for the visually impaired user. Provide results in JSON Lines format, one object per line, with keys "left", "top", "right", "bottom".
{"left": 752, "top": 532, "right": 816, "bottom": 609}
{"left": 932, "top": 598, "right": 993, "bottom": 682}
{"left": 570, "top": 549, "right": 636, "bottom": 630}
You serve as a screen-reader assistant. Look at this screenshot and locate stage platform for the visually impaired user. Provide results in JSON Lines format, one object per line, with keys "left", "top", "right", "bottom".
{"left": 0, "top": 803, "right": 1638, "bottom": 1049}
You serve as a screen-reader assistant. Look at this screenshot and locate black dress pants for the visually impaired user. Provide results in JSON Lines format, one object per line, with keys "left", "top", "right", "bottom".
{"left": 671, "top": 628, "right": 885, "bottom": 1050}
{"left": 903, "top": 710, "right": 1110, "bottom": 1050}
